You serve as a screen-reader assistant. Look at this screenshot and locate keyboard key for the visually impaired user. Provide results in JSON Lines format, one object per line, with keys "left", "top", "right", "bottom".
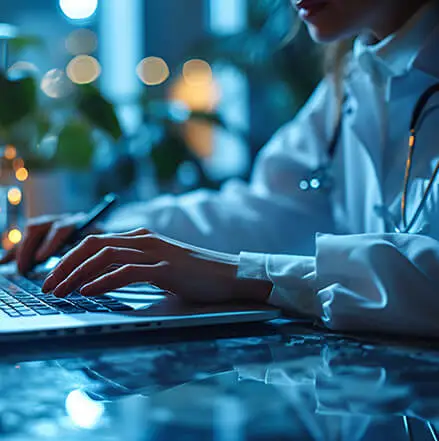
{"left": 58, "top": 308, "right": 86, "bottom": 314}
{"left": 19, "top": 310, "right": 38, "bottom": 317}
{"left": 79, "top": 304, "right": 110, "bottom": 312}
{"left": 106, "top": 304, "right": 134, "bottom": 311}
{"left": 4, "top": 310, "right": 21, "bottom": 317}
{"left": 0, "top": 274, "right": 133, "bottom": 317}
{"left": 34, "top": 309, "right": 60, "bottom": 316}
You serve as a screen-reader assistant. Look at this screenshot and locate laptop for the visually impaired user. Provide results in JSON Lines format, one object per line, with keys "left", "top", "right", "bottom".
{"left": 0, "top": 258, "right": 280, "bottom": 341}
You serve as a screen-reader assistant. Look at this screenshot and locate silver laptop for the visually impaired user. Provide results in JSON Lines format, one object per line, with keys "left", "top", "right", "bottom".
{"left": 0, "top": 258, "right": 280, "bottom": 341}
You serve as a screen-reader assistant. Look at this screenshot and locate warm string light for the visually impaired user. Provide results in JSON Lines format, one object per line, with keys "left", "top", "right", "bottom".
{"left": 15, "top": 167, "right": 29, "bottom": 182}
{"left": 0, "top": 55, "right": 214, "bottom": 251}
{"left": 8, "top": 229, "right": 22, "bottom": 244}
{"left": 7, "top": 187, "right": 22, "bottom": 206}
{"left": 2, "top": 235, "right": 13, "bottom": 251}
{"left": 4, "top": 145, "right": 17, "bottom": 160}
{"left": 67, "top": 55, "right": 101, "bottom": 84}
{"left": 2, "top": 146, "right": 27, "bottom": 250}
{"left": 136, "top": 57, "right": 170, "bottom": 86}
{"left": 182, "top": 59, "right": 213, "bottom": 86}
{"left": 2, "top": 148, "right": 29, "bottom": 183}
{"left": 2, "top": 227, "right": 23, "bottom": 249}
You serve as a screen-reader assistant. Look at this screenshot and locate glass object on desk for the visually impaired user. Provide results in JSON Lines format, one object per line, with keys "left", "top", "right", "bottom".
{"left": 0, "top": 145, "right": 26, "bottom": 252}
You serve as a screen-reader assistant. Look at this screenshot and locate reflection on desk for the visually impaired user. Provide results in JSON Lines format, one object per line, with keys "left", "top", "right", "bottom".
{"left": 1, "top": 321, "right": 439, "bottom": 440}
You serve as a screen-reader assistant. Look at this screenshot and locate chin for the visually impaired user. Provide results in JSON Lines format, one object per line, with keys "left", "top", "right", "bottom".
{"left": 306, "top": 24, "right": 344, "bottom": 43}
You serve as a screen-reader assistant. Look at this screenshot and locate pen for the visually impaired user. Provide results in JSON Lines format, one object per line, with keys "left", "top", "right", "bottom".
{"left": 56, "top": 193, "right": 119, "bottom": 256}
{"left": 24, "top": 193, "right": 118, "bottom": 274}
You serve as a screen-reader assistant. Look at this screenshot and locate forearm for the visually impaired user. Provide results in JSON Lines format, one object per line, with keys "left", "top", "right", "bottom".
{"left": 233, "top": 277, "right": 273, "bottom": 303}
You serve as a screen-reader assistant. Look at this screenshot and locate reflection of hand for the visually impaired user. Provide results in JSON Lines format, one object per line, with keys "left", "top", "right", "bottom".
{"left": 41, "top": 228, "right": 272, "bottom": 303}
{"left": 0, "top": 213, "right": 95, "bottom": 273}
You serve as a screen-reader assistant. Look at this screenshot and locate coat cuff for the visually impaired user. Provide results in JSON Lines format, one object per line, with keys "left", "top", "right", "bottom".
{"left": 238, "top": 252, "right": 318, "bottom": 318}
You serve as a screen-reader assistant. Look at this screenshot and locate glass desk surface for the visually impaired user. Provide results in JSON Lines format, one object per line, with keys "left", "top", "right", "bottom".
{"left": 0, "top": 319, "right": 438, "bottom": 441}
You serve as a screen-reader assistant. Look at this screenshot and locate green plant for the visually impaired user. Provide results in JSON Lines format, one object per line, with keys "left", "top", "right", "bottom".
{"left": 137, "top": 0, "right": 323, "bottom": 189}
{"left": 137, "top": 97, "right": 247, "bottom": 188}
{"left": 0, "top": 36, "right": 122, "bottom": 171}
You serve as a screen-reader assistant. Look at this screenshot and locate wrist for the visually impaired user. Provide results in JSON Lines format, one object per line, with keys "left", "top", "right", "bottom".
{"left": 233, "top": 275, "right": 273, "bottom": 303}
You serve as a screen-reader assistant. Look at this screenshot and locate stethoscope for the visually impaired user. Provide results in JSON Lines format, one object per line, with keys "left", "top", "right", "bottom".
{"left": 299, "top": 83, "right": 439, "bottom": 234}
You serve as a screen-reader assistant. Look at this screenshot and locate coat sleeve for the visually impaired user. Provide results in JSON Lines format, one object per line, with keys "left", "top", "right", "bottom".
{"left": 104, "top": 79, "right": 336, "bottom": 256}
{"left": 239, "top": 233, "right": 439, "bottom": 337}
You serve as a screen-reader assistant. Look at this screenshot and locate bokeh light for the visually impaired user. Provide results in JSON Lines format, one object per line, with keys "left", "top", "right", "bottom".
{"left": 136, "top": 57, "right": 170, "bottom": 86}
{"left": 67, "top": 55, "right": 101, "bottom": 84}
{"left": 4, "top": 145, "right": 17, "bottom": 160}
{"left": 59, "top": 0, "right": 98, "bottom": 20}
{"left": 7, "top": 61, "right": 39, "bottom": 80}
{"left": 7, "top": 187, "right": 22, "bottom": 206}
{"left": 66, "top": 390, "right": 105, "bottom": 429}
{"left": 2, "top": 236, "right": 13, "bottom": 251}
{"left": 170, "top": 76, "right": 220, "bottom": 159}
{"left": 15, "top": 167, "right": 29, "bottom": 182}
{"left": 66, "top": 29, "right": 98, "bottom": 55}
{"left": 41, "top": 69, "right": 73, "bottom": 99}
{"left": 171, "top": 77, "right": 220, "bottom": 112}
{"left": 183, "top": 59, "right": 213, "bottom": 86}
{"left": 8, "top": 229, "right": 22, "bottom": 245}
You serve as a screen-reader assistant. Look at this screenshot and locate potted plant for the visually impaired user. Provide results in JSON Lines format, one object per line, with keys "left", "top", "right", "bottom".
{"left": 0, "top": 30, "right": 122, "bottom": 249}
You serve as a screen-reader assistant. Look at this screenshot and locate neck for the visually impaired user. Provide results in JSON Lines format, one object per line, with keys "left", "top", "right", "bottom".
{"left": 370, "top": 0, "right": 430, "bottom": 40}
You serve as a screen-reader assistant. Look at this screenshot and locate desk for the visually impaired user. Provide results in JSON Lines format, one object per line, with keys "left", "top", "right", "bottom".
{"left": 0, "top": 320, "right": 438, "bottom": 440}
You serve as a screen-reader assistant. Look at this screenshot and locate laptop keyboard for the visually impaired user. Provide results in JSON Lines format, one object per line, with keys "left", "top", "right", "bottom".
{"left": 0, "top": 275, "right": 134, "bottom": 318}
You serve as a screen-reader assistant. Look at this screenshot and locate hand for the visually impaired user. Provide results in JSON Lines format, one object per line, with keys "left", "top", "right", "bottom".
{"left": 41, "top": 228, "right": 272, "bottom": 304}
{"left": 0, "top": 213, "right": 97, "bottom": 274}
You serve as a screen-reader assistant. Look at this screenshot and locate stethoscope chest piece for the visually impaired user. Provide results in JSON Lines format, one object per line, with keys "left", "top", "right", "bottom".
{"left": 299, "top": 83, "right": 439, "bottom": 234}
{"left": 299, "top": 163, "right": 333, "bottom": 192}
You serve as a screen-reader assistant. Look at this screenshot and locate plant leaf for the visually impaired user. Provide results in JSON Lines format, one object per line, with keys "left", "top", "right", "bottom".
{"left": 77, "top": 84, "right": 123, "bottom": 141}
{"left": 0, "top": 73, "right": 37, "bottom": 128}
{"left": 35, "top": 111, "right": 51, "bottom": 142}
{"left": 55, "top": 120, "right": 95, "bottom": 169}
{"left": 9, "top": 35, "right": 45, "bottom": 53}
{"left": 150, "top": 133, "right": 189, "bottom": 182}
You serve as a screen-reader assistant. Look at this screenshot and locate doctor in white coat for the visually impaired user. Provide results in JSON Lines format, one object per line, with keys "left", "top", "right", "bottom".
{"left": 8, "top": 0, "right": 439, "bottom": 337}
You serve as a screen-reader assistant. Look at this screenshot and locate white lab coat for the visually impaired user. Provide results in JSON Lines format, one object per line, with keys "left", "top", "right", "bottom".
{"left": 106, "top": 6, "right": 439, "bottom": 337}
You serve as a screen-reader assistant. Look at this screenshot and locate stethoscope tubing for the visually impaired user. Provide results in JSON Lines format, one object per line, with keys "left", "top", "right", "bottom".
{"left": 300, "top": 82, "right": 439, "bottom": 235}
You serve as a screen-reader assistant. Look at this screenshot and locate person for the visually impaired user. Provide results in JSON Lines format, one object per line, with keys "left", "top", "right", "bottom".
{"left": 3, "top": 0, "right": 439, "bottom": 337}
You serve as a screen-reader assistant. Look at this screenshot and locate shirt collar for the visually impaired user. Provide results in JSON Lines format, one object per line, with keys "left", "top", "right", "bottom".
{"left": 353, "top": 1, "right": 439, "bottom": 80}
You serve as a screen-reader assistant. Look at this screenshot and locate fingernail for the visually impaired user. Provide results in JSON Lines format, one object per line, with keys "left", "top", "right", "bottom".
{"left": 42, "top": 275, "right": 54, "bottom": 293}
{"left": 80, "top": 286, "right": 91, "bottom": 297}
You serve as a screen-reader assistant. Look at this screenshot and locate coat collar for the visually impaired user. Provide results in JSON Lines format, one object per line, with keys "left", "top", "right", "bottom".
{"left": 340, "top": 4, "right": 439, "bottom": 233}
{"left": 353, "top": 1, "right": 439, "bottom": 81}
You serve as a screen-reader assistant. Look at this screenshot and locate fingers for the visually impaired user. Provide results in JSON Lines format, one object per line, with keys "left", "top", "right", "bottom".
{"left": 80, "top": 263, "right": 165, "bottom": 297}
{"left": 16, "top": 215, "right": 62, "bottom": 274}
{"left": 36, "top": 223, "right": 147, "bottom": 264}
{"left": 49, "top": 247, "right": 151, "bottom": 297}
{"left": 34, "top": 213, "right": 86, "bottom": 263}
{"left": 42, "top": 229, "right": 157, "bottom": 293}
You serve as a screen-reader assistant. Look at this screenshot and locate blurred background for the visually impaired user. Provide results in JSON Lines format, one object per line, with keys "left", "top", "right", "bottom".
{"left": 0, "top": 0, "right": 323, "bottom": 250}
